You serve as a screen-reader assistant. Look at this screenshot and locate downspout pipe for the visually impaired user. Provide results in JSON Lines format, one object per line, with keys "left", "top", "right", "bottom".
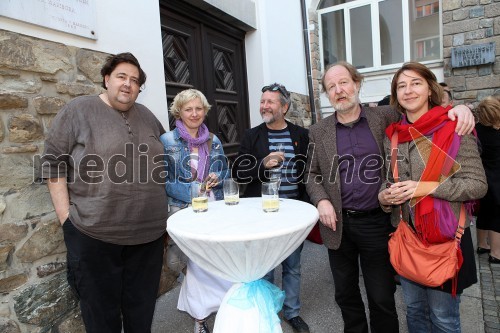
{"left": 300, "top": 0, "right": 317, "bottom": 124}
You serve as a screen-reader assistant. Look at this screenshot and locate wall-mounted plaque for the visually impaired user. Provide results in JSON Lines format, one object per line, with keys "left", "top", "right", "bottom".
{"left": 451, "top": 42, "right": 495, "bottom": 68}
{"left": 0, "top": 0, "right": 97, "bottom": 40}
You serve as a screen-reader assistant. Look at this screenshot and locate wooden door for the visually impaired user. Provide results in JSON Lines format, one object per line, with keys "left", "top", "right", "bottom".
{"left": 160, "top": 0, "right": 250, "bottom": 159}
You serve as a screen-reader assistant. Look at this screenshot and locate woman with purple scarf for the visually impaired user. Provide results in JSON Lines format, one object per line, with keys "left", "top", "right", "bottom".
{"left": 378, "top": 62, "right": 487, "bottom": 333}
{"left": 160, "top": 89, "right": 231, "bottom": 333}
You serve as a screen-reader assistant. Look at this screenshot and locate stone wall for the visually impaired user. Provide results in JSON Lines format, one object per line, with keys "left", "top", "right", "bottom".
{"left": 0, "top": 28, "right": 311, "bottom": 333}
{"left": 0, "top": 30, "right": 178, "bottom": 333}
{"left": 442, "top": 0, "right": 500, "bottom": 106}
{"left": 286, "top": 92, "right": 313, "bottom": 128}
{"left": 308, "top": 9, "right": 323, "bottom": 124}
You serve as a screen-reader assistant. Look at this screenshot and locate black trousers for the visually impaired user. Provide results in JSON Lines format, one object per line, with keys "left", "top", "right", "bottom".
{"left": 63, "top": 219, "right": 164, "bottom": 333}
{"left": 328, "top": 210, "right": 399, "bottom": 333}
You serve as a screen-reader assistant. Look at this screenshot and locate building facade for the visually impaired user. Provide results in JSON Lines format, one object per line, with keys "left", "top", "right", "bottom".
{"left": 0, "top": 0, "right": 498, "bottom": 331}
{"left": 313, "top": 0, "right": 500, "bottom": 117}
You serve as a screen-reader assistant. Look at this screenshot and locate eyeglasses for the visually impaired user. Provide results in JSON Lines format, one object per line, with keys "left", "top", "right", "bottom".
{"left": 262, "top": 84, "right": 290, "bottom": 98}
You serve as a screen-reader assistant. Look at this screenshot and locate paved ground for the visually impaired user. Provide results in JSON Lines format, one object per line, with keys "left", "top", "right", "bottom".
{"left": 152, "top": 224, "right": 498, "bottom": 332}
{"left": 477, "top": 235, "right": 500, "bottom": 333}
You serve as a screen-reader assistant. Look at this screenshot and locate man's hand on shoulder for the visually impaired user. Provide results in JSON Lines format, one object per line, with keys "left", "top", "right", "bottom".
{"left": 448, "top": 104, "right": 475, "bottom": 135}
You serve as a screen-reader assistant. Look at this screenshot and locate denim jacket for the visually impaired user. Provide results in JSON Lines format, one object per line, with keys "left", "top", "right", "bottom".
{"left": 160, "top": 128, "right": 229, "bottom": 208}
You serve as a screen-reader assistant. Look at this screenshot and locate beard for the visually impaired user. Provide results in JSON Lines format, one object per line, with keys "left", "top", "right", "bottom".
{"left": 330, "top": 91, "right": 359, "bottom": 113}
{"left": 261, "top": 112, "right": 276, "bottom": 124}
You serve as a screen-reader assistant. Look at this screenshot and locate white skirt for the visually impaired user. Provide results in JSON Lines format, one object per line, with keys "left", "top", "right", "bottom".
{"left": 177, "top": 259, "right": 233, "bottom": 319}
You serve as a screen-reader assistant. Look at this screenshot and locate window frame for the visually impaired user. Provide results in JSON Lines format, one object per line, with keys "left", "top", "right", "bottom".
{"left": 318, "top": 0, "right": 442, "bottom": 74}
{"left": 414, "top": 35, "right": 440, "bottom": 60}
{"left": 416, "top": 1, "right": 439, "bottom": 18}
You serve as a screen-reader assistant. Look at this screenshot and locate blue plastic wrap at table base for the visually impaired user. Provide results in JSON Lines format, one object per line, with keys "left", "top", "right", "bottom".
{"left": 226, "top": 279, "right": 285, "bottom": 332}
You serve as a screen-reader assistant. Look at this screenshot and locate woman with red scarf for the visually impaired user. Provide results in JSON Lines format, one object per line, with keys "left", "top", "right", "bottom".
{"left": 378, "top": 62, "right": 487, "bottom": 333}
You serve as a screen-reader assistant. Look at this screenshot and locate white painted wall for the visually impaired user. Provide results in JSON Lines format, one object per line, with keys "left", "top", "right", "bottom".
{"left": 245, "top": 0, "right": 309, "bottom": 127}
{"left": 3, "top": 0, "right": 359, "bottom": 128}
{"left": 204, "top": 0, "right": 256, "bottom": 28}
{"left": 0, "top": 0, "right": 169, "bottom": 127}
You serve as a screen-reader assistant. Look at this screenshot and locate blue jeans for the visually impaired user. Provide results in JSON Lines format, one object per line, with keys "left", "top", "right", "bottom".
{"left": 264, "top": 243, "right": 303, "bottom": 320}
{"left": 400, "top": 277, "right": 461, "bottom": 333}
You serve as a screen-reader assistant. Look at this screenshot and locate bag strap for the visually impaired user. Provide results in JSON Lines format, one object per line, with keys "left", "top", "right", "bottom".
{"left": 390, "top": 132, "right": 400, "bottom": 183}
{"left": 390, "top": 131, "right": 466, "bottom": 243}
{"left": 390, "top": 132, "right": 403, "bottom": 222}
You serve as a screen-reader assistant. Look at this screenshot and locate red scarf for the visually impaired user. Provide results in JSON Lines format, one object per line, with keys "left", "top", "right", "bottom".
{"left": 386, "top": 106, "right": 465, "bottom": 295}
{"left": 385, "top": 105, "right": 460, "bottom": 244}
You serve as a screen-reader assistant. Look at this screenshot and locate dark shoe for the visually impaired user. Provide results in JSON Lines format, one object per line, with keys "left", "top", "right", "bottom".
{"left": 477, "top": 247, "right": 491, "bottom": 254}
{"left": 194, "top": 319, "right": 210, "bottom": 333}
{"left": 285, "top": 316, "right": 310, "bottom": 333}
{"left": 489, "top": 255, "right": 500, "bottom": 264}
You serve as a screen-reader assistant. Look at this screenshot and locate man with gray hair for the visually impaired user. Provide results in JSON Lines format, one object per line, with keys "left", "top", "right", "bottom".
{"left": 233, "top": 83, "right": 311, "bottom": 332}
{"left": 306, "top": 62, "right": 475, "bottom": 333}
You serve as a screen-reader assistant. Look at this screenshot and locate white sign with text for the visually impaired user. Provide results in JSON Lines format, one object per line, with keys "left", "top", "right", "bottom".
{"left": 0, "top": 0, "right": 97, "bottom": 40}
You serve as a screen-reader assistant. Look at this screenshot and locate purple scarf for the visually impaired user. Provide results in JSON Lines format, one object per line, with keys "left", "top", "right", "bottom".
{"left": 175, "top": 120, "right": 210, "bottom": 182}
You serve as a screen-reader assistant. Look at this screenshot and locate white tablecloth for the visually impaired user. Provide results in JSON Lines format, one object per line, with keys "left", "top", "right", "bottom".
{"left": 167, "top": 197, "right": 319, "bottom": 333}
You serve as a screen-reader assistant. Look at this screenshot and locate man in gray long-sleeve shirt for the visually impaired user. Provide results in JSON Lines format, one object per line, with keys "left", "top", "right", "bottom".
{"left": 41, "top": 52, "right": 167, "bottom": 333}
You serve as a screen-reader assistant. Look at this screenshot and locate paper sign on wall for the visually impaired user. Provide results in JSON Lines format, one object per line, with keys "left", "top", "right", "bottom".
{"left": 0, "top": 0, "right": 97, "bottom": 40}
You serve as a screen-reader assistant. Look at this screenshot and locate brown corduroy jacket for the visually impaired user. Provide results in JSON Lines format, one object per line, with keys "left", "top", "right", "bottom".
{"left": 305, "top": 105, "right": 399, "bottom": 250}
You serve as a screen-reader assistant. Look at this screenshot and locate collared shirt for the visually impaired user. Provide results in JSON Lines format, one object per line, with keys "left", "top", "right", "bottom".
{"left": 335, "top": 109, "right": 383, "bottom": 211}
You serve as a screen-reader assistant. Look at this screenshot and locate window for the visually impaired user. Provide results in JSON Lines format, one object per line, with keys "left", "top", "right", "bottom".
{"left": 415, "top": 36, "right": 440, "bottom": 60}
{"left": 416, "top": 1, "right": 439, "bottom": 18}
{"left": 318, "top": 0, "right": 442, "bottom": 72}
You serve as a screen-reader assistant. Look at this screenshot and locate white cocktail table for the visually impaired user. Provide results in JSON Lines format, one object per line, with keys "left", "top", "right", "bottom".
{"left": 167, "top": 197, "right": 318, "bottom": 333}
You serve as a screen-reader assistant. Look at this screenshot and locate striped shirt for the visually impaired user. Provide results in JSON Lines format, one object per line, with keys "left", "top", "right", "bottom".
{"left": 268, "top": 128, "right": 299, "bottom": 199}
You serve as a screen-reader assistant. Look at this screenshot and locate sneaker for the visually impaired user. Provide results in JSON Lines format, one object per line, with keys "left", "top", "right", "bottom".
{"left": 285, "top": 316, "right": 310, "bottom": 333}
{"left": 194, "top": 319, "right": 210, "bottom": 333}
